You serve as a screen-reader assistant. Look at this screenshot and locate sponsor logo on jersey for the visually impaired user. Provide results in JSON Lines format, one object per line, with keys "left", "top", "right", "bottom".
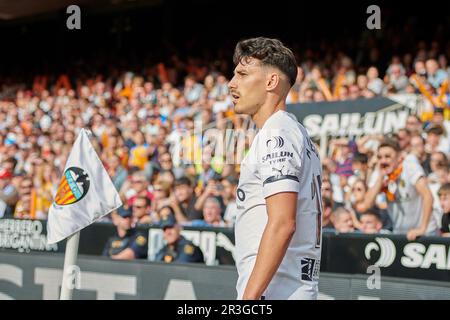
{"left": 266, "top": 136, "right": 284, "bottom": 149}
{"left": 262, "top": 151, "right": 293, "bottom": 163}
{"left": 272, "top": 165, "right": 285, "bottom": 176}
{"left": 300, "top": 257, "right": 320, "bottom": 281}
{"left": 237, "top": 188, "right": 246, "bottom": 202}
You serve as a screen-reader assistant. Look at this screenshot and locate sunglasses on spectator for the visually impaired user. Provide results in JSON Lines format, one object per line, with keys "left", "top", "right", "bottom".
{"left": 133, "top": 205, "right": 146, "bottom": 209}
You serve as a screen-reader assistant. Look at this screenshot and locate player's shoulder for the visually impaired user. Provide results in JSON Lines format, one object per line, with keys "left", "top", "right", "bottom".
{"left": 264, "top": 110, "right": 298, "bottom": 129}
{"left": 402, "top": 154, "right": 424, "bottom": 174}
{"left": 131, "top": 232, "right": 148, "bottom": 247}
{"left": 177, "top": 237, "right": 199, "bottom": 254}
{"left": 262, "top": 110, "right": 304, "bottom": 138}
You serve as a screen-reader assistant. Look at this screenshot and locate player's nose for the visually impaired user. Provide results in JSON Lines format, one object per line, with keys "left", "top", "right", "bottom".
{"left": 228, "top": 76, "right": 237, "bottom": 90}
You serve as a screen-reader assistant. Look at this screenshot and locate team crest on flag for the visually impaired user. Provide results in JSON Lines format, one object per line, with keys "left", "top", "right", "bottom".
{"left": 47, "top": 128, "right": 123, "bottom": 244}
{"left": 54, "top": 167, "right": 90, "bottom": 207}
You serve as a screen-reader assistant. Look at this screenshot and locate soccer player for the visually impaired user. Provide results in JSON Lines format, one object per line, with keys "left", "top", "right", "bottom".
{"left": 228, "top": 37, "right": 323, "bottom": 300}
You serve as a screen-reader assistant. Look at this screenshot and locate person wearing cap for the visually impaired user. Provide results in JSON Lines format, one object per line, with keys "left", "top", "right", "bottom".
{"left": 154, "top": 213, "right": 204, "bottom": 264}
{"left": 102, "top": 206, "right": 148, "bottom": 260}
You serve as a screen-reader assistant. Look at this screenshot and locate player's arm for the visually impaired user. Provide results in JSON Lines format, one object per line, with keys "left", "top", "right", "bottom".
{"left": 242, "top": 191, "right": 297, "bottom": 300}
{"left": 243, "top": 128, "right": 302, "bottom": 300}
{"left": 362, "top": 168, "right": 384, "bottom": 210}
{"left": 407, "top": 177, "right": 433, "bottom": 241}
{"left": 111, "top": 235, "right": 147, "bottom": 260}
{"left": 0, "top": 188, "right": 19, "bottom": 206}
{"left": 102, "top": 239, "right": 112, "bottom": 256}
{"left": 111, "top": 248, "right": 135, "bottom": 260}
{"left": 193, "top": 182, "right": 215, "bottom": 211}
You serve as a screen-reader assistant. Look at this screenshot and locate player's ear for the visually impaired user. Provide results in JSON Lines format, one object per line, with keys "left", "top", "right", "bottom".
{"left": 266, "top": 72, "right": 279, "bottom": 91}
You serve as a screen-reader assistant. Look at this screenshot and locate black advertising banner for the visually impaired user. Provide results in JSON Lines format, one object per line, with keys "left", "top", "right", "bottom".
{"left": 146, "top": 225, "right": 235, "bottom": 266}
{"left": 324, "top": 232, "right": 450, "bottom": 282}
{"left": 286, "top": 97, "right": 410, "bottom": 138}
{"left": 2, "top": 219, "right": 450, "bottom": 282}
{"left": 0, "top": 219, "right": 59, "bottom": 253}
{"left": 0, "top": 219, "right": 236, "bottom": 266}
{"left": 2, "top": 250, "right": 450, "bottom": 300}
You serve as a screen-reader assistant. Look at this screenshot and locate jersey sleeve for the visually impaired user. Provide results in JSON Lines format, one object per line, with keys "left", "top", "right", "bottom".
{"left": 257, "top": 128, "right": 302, "bottom": 199}
{"left": 404, "top": 159, "right": 425, "bottom": 186}
{"left": 129, "top": 233, "right": 148, "bottom": 259}
{"left": 154, "top": 246, "right": 165, "bottom": 262}
{"left": 368, "top": 170, "right": 380, "bottom": 188}
{"left": 191, "top": 246, "right": 205, "bottom": 263}
{"left": 102, "top": 238, "right": 112, "bottom": 257}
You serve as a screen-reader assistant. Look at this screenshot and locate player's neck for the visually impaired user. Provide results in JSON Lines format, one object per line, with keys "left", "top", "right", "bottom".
{"left": 252, "top": 98, "right": 286, "bottom": 129}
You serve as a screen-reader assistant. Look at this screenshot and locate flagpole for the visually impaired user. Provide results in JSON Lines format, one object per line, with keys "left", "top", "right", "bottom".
{"left": 60, "top": 231, "right": 80, "bottom": 300}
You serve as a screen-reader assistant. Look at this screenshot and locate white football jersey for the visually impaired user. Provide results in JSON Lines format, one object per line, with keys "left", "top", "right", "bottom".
{"left": 369, "top": 154, "right": 439, "bottom": 234}
{"left": 235, "top": 110, "right": 323, "bottom": 300}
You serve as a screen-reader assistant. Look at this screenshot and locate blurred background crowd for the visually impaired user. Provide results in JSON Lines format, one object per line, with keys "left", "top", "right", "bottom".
{"left": 1, "top": 1, "right": 450, "bottom": 263}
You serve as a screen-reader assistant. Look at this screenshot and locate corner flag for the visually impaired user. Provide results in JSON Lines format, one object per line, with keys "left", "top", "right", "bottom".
{"left": 47, "top": 128, "right": 123, "bottom": 245}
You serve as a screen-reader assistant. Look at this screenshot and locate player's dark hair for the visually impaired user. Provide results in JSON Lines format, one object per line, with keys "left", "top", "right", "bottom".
{"left": 438, "top": 183, "right": 450, "bottom": 196}
{"left": 158, "top": 205, "right": 175, "bottom": 216}
{"left": 361, "top": 209, "right": 382, "bottom": 222}
{"left": 322, "top": 196, "right": 333, "bottom": 209}
{"left": 378, "top": 138, "right": 401, "bottom": 153}
{"left": 174, "top": 176, "right": 192, "bottom": 187}
{"left": 135, "top": 195, "right": 151, "bottom": 207}
{"left": 426, "top": 125, "right": 444, "bottom": 136}
{"left": 397, "top": 128, "right": 411, "bottom": 136}
{"left": 233, "top": 37, "right": 298, "bottom": 87}
{"left": 5, "top": 157, "right": 18, "bottom": 169}
{"left": 352, "top": 152, "right": 368, "bottom": 164}
{"left": 433, "top": 151, "right": 449, "bottom": 168}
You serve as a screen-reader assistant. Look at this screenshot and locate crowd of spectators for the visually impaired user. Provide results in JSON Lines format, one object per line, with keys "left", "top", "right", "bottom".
{"left": 287, "top": 50, "right": 449, "bottom": 107}
{"left": 1, "top": 35, "right": 449, "bottom": 260}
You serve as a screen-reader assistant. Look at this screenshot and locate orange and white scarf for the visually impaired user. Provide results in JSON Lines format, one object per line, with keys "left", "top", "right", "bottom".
{"left": 381, "top": 163, "right": 403, "bottom": 202}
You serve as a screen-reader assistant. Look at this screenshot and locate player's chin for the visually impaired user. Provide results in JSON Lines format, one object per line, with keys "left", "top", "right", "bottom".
{"left": 233, "top": 102, "right": 248, "bottom": 115}
{"left": 380, "top": 164, "right": 392, "bottom": 174}
{"left": 384, "top": 166, "right": 394, "bottom": 174}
